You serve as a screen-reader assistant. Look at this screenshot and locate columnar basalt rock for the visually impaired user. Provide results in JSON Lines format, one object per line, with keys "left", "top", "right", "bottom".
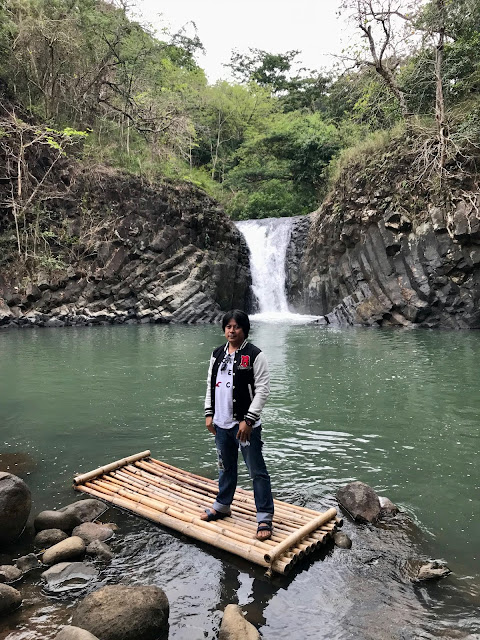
{"left": 297, "top": 160, "right": 480, "bottom": 328}
{"left": 0, "top": 169, "right": 251, "bottom": 328}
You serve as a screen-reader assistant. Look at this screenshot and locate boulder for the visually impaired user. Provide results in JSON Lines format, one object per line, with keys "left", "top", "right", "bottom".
{"left": 34, "top": 509, "right": 82, "bottom": 533}
{"left": 71, "top": 585, "right": 169, "bottom": 640}
{"left": 333, "top": 532, "right": 352, "bottom": 549}
{"left": 72, "top": 523, "right": 113, "bottom": 545}
{"left": 0, "top": 565, "right": 22, "bottom": 583}
{"left": 55, "top": 626, "right": 100, "bottom": 640}
{"left": 86, "top": 540, "right": 113, "bottom": 561}
{"left": 0, "top": 584, "right": 22, "bottom": 615}
{"left": 35, "top": 528, "right": 69, "bottom": 549}
{"left": 336, "top": 481, "right": 381, "bottom": 523}
{"left": 16, "top": 553, "right": 41, "bottom": 572}
{"left": 42, "top": 536, "right": 86, "bottom": 565}
{"left": 59, "top": 499, "right": 107, "bottom": 524}
{"left": 219, "top": 604, "right": 260, "bottom": 640}
{"left": 42, "top": 562, "right": 98, "bottom": 593}
{"left": 0, "top": 472, "right": 32, "bottom": 544}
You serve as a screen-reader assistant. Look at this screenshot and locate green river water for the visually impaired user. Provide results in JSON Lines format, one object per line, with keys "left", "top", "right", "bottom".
{"left": 0, "top": 322, "right": 479, "bottom": 639}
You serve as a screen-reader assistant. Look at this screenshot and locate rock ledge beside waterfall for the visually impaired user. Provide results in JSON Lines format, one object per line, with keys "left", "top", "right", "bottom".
{"left": 295, "top": 137, "right": 480, "bottom": 328}
{"left": 0, "top": 167, "right": 250, "bottom": 328}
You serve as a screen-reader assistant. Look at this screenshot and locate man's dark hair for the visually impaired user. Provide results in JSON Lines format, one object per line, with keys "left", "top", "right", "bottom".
{"left": 222, "top": 309, "right": 250, "bottom": 338}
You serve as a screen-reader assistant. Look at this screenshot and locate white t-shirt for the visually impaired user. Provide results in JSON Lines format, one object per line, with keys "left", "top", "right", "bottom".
{"left": 214, "top": 351, "right": 237, "bottom": 430}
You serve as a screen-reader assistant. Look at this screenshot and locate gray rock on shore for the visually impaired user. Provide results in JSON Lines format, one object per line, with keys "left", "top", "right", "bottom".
{"left": 0, "top": 472, "right": 32, "bottom": 544}
{"left": 0, "top": 565, "right": 22, "bottom": 583}
{"left": 219, "top": 604, "right": 260, "bottom": 640}
{"left": 59, "top": 500, "right": 107, "bottom": 524}
{"left": 35, "top": 528, "right": 69, "bottom": 549}
{"left": 42, "top": 562, "right": 98, "bottom": 592}
{"left": 72, "top": 523, "right": 113, "bottom": 545}
{"left": 336, "top": 481, "right": 382, "bottom": 523}
{"left": 34, "top": 509, "right": 82, "bottom": 533}
{"left": 71, "top": 585, "right": 169, "bottom": 640}
{"left": 34, "top": 500, "right": 107, "bottom": 534}
{"left": 0, "top": 584, "right": 22, "bottom": 615}
{"left": 42, "top": 536, "right": 86, "bottom": 565}
{"left": 54, "top": 626, "right": 100, "bottom": 640}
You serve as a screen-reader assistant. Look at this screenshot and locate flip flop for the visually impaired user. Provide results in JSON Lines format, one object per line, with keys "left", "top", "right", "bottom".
{"left": 256, "top": 522, "right": 273, "bottom": 540}
{"left": 202, "top": 508, "right": 231, "bottom": 522}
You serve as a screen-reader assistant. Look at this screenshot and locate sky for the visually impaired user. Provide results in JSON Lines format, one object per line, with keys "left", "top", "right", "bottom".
{"left": 134, "top": 1, "right": 354, "bottom": 83}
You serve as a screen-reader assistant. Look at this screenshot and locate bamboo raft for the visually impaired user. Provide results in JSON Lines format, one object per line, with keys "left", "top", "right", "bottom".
{"left": 73, "top": 451, "right": 339, "bottom": 575}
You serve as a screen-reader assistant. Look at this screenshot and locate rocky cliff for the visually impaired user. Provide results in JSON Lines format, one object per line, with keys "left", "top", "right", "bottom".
{"left": 0, "top": 167, "right": 250, "bottom": 328}
{"left": 294, "top": 139, "right": 480, "bottom": 329}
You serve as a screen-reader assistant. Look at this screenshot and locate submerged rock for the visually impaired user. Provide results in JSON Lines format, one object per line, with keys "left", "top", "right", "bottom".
{"left": 71, "top": 584, "right": 169, "bottom": 640}
{"left": 0, "top": 583, "right": 22, "bottom": 615}
{"left": 34, "top": 528, "right": 69, "bottom": 549}
{"left": 379, "top": 496, "right": 400, "bottom": 516}
{"left": 42, "top": 562, "right": 98, "bottom": 593}
{"left": 42, "top": 536, "right": 86, "bottom": 565}
{"left": 72, "top": 522, "right": 113, "bottom": 545}
{"left": 54, "top": 627, "right": 100, "bottom": 640}
{"left": 0, "top": 472, "right": 32, "bottom": 544}
{"left": 219, "top": 604, "right": 260, "bottom": 640}
{"left": 409, "top": 559, "right": 452, "bottom": 582}
{"left": 86, "top": 540, "right": 113, "bottom": 561}
{"left": 333, "top": 532, "right": 352, "bottom": 549}
{"left": 336, "top": 481, "right": 381, "bottom": 523}
{"left": 16, "top": 553, "right": 41, "bottom": 572}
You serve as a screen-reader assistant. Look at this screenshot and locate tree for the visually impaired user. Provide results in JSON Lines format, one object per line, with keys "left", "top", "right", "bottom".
{"left": 226, "top": 111, "right": 341, "bottom": 219}
{"left": 339, "top": 0, "right": 418, "bottom": 117}
{"left": 225, "top": 48, "right": 331, "bottom": 113}
{"left": 0, "top": 106, "right": 87, "bottom": 262}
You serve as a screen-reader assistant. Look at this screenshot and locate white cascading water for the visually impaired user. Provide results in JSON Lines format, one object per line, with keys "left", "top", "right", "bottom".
{"left": 236, "top": 218, "right": 319, "bottom": 323}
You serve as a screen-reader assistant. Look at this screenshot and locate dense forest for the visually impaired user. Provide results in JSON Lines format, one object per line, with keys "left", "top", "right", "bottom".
{"left": 0, "top": 0, "right": 479, "bottom": 273}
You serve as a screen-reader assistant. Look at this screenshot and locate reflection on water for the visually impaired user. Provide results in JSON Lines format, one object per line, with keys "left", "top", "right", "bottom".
{"left": 0, "top": 323, "right": 479, "bottom": 639}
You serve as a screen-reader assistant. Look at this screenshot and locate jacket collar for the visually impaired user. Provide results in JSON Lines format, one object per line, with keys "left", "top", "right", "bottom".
{"left": 224, "top": 339, "right": 248, "bottom": 353}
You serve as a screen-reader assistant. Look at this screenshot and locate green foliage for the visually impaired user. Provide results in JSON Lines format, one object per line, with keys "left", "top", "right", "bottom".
{"left": 225, "top": 111, "right": 341, "bottom": 219}
{"left": 0, "top": 0, "right": 479, "bottom": 230}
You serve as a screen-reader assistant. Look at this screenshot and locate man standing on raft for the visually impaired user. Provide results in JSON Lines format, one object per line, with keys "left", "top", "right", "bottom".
{"left": 202, "top": 309, "right": 274, "bottom": 541}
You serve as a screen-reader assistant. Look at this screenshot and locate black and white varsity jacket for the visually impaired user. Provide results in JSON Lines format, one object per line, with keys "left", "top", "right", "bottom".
{"left": 204, "top": 340, "right": 270, "bottom": 424}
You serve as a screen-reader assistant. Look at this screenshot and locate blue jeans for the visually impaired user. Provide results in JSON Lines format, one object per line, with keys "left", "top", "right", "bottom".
{"left": 212, "top": 424, "right": 274, "bottom": 524}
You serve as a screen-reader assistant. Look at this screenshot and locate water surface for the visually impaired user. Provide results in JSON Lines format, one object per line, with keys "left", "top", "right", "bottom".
{"left": 0, "top": 323, "right": 479, "bottom": 639}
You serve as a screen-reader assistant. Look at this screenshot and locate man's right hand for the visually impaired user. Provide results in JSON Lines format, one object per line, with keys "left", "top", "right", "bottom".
{"left": 206, "top": 416, "right": 215, "bottom": 435}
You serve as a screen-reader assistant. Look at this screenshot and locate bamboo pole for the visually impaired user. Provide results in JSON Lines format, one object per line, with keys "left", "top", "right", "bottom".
{"left": 110, "top": 468, "right": 336, "bottom": 547}
{"left": 74, "top": 451, "right": 151, "bottom": 485}
{"left": 76, "top": 483, "right": 292, "bottom": 574}
{"left": 91, "top": 476, "right": 329, "bottom": 561}
{"left": 138, "top": 460, "right": 321, "bottom": 529}
{"left": 264, "top": 508, "right": 337, "bottom": 565}
{"left": 148, "top": 457, "right": 331, "bottom": 519}
{"left": 92, "top": 478, "right": 284, "bottom": 555}
{"left": 75, "top": 455, "right": 339, "bottom": 573}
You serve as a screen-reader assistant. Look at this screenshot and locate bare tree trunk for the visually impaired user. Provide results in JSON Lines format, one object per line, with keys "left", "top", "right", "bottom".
{"left": 435, "top": 0, "right": 447, "bottom": 171}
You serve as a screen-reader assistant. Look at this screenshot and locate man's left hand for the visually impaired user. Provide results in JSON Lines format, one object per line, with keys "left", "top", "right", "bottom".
{"left": 237, "top": 420, "right": 252, "bottom": 443}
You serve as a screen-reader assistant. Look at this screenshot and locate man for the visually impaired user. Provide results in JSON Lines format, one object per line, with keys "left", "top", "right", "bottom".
{"left": 202, "top": 309, "right": 274, "bottom": 540}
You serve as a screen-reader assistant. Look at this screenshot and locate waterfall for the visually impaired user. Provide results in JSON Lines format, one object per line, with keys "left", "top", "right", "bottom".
{"left": 236, "top": 218, "right": 293, "bottom": 314}
{"left": 236, "top": 218, "right": 319, "bottom": 323}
